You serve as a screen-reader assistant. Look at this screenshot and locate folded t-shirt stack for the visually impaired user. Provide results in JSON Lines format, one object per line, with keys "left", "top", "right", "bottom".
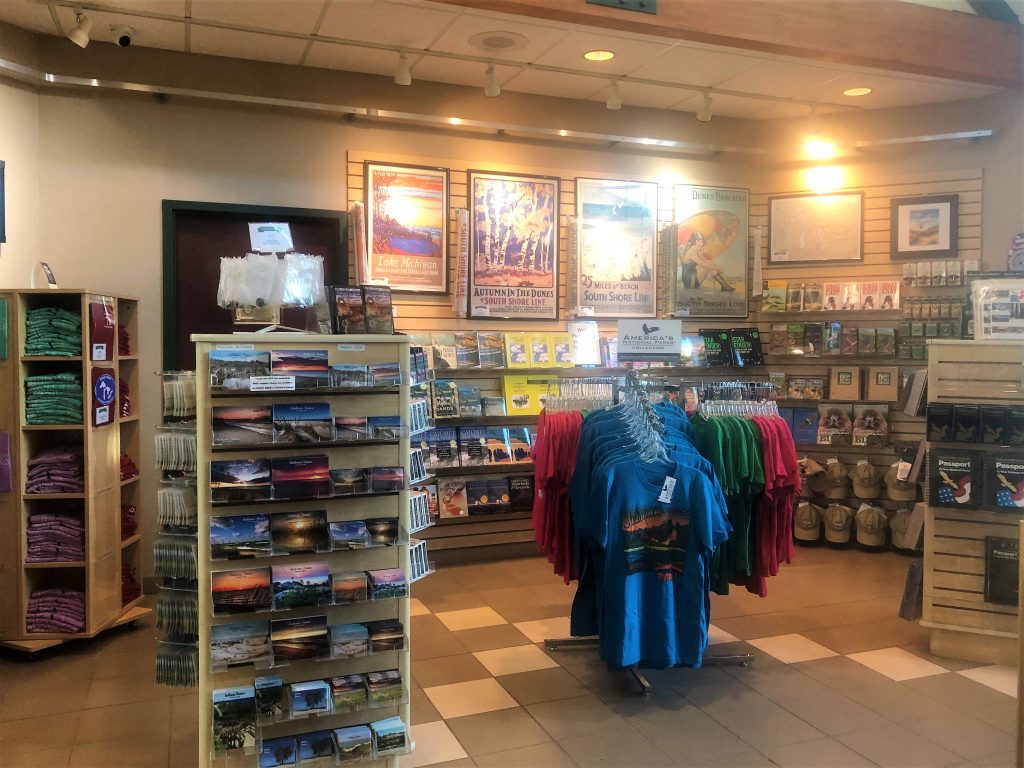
{"left": 121, "top": 504, "right": 138, "bottom": 539}
{"left": 25, "top": 372, "right": 83, "bottom": 425}
{"left": 24, "top": 307, "right": 82, "bottom": 357}
{"left": 25, "top": 447, "right": 84, "bottom": 495}
{"left": 122, "top": 563, "right": 141, "bottom": 605}
{"left": 117, "top": 324, "right": 131, "bottom": 356}
{"left": 119, "top": 378, "right": 132, "bottom": 418}
{"left": 26, "top": 588, "right": 85, "bottom": 633}
{"left": 120, "top": 453, "right": 139, "bottom": 482}
{"left": 25, "top": 513, "right": 84, "bottom": 562}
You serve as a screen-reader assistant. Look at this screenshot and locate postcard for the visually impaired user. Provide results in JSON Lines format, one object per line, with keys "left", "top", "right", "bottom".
{"left": 329, "top": 520, "right": 370, "bottom": 550}
{"left": 212, "top": 686, "right": 257, "bottom": 751}
{"left": 329, "top": 623, "right": 369, "bottom": 658}
{"left": 210, "top": 459, "right": 271, "bottom": 504}
{"left": 270, "top": 510, "right": 329, "bottom": 555}
{"left": 329, "top": 363, "right": 368, "bottom": 388}
{"left": 211, "top": 568, "right": 272, "bottom": 615}
{"left": 272, "top": 402, "right": 333, "bottom": 444}
{"left": 272, "top": 562, "right": 331, "bottom": 610}
{"left": 255, "top": 675, "right": 285, "bottom": 723}
{"left": 212, "top": 405, "right": 273, "bottom": 446}
{"left": 367, "top": 568, "right": 407, "bottom": 600}
{"left": 367, "top": 669, "right": 403, "bottom": 706}
{"left": 369, "top": 361, "right": 402, "bottom": 387}
{"left": 209, "top": 350, "right": 270, "bottom": 391}
{"left": 297, "top": 730, "right": 335, "bottom": 763}
{"left": 210, "top": 514, "right": 271, "bottom": 559}
{"left": 331, "top": 571, "right": 368, "bottom": 604}
{"left": 369, "top": 466, "right": 405, "bottom": 493}
{"left": 367, "top": 416, "right": 403, "bottom": 440}
{"left": 270, "top": 349, "right": 329, "bottom": 390}
{"left": 367, "top": 619, "right": 404, "bottom": 652}
{"left": 333, "top": 725, "right": 373, "bottom": 761}
{"left": 290, "top": 679, "right": 332, "bottom": 716}
{"left": 330, "top": 674, "right": 368, "bottom": 710}
{"left": 330, "top": 468, "right": 368, "bottom": 495}
{"left": 365, "top": 518, "right": 399, "bottom": 547}
{"left": 370, "top": 716, "right": 407, "bottom": 755}
{"left": 259, "top": 737, "right": 297, "bottom": 768}
{"left": 210, "top": 620, "right": 271, "bottom": 667}
{"left": 271, "top": 455, "right": 331, "bottom": 499}
{"left": 270, "top": 615, "right": 329, "bottom": 662}
{"left": 334, "top": 416, "right": 369, "bottom": 441}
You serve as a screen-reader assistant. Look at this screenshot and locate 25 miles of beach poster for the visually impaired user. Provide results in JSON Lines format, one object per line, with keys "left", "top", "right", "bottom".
{"left": 365, "top": 161, "right": 449, "bottom": 293}
{"left": 576, "top": 177, "right": 658, "bottom": 318}
{"left": 672, "top": 185, "right": 748, "bottom": 319}
{"left": 469, "top": 170, "right": 559, "bottom": 320}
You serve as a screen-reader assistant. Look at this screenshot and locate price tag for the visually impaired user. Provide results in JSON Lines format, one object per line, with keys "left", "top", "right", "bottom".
{"left": 827, "top": 457, "right": 839, "bottom": 465}
{"left": 657, "top": 476, "right": 676, "bottom": 503}
{"left": 338, "top": 344, "right": 365, "bottom": 352}
{"left": 577, "top": 307, "right": 595, "bottom": 317}
{"left": 216, "top": 344, "right": 254, "bottom": 351}
{"left": 896, "top": 460, "right": 912, "bottom": 481}
{"left": 249, "top": 375, "right": 295, "bottom": 392}
{"left": 92, "top": 343, "right": 107, "bottom": 360}
{"left": 473, "top": 305, "right": 491, "bottom": 317}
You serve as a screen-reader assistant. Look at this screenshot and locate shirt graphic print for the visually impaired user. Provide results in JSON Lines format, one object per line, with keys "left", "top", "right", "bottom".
{"left": 622, "top": 506, "right": 690, "bottom": 579}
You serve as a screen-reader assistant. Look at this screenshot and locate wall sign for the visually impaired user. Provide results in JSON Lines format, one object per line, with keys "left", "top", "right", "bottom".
{"left": 248, "top": 222, "right": 294, "bottom": 253}
{"left": 617, "top": 319, "right": 682, "bottom": 364}
{"left": 576, "top": 178, "right": 658, "bottom": 318}
{"left": 468, "top": 170, "right": 559, "bottom": 321}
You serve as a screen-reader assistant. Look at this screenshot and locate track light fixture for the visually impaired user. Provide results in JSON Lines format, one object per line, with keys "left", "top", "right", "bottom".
{"left": 484, "top": 63, "right": 500, "bottom": 98}
{"left": 394, "top": 52, "right": 412, "bottom": 86}
{"left": 606, "top": 80, "right": 621, "bottom": 110}
{"left": 696, "top": 91, "right": 713, "bottom": 123}
{"left": 67, "top": 9, "right": 92, "bottom": 49}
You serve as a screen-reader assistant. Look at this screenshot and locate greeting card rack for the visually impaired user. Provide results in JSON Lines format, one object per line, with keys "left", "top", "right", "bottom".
{"left": 0, "top": 289, "right": 149, "bottom": 653}
{"left": 194, "top": 333, "right": 416, "bottom": 768}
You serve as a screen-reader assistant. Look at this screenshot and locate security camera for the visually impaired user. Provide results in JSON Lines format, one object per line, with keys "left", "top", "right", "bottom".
{"left": 112, "top": 25, "right": 133, "bottom": 47}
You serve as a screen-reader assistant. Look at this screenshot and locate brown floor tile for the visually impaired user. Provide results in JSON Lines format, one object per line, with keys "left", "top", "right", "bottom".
{"left": 83, "top": 670, "right": 169, "bottom": 709}
{"left": 758, "top": 737, "right": 876, "bottom": 767}
{"left": 473, "top": 741, "right": 576, "bottom": 768}
{"left": 904, "top": 670, "right": 1019, "bottom": 714}
{"left": 445, "top": 707, "right": 550, "bottom": 756}
{"left": 558, "top": 723, "right": 675, "bottom": 768}
{"left": 610, "top": 696, "right": 752, "bottom": 764}
{"left": 168, "top": 731, "right": 199, "bottom": 768}
{"left": 69, "top": 736, "right": 170, "bottom": 768}
{"left": 707, "top": 696, "right": 825, "bottom": 750}
{"left": 170, "top": 693, "right": 198, "bottom": 730}
{"left": 75, "top": 697, "right": 171, "bottom": 745}
{"left": 411, "top": 686, "right": 443, "bottom": 725}
{"left": 905, "top": 711, "right": 1016, "bottom": 762}
{"left": 0, "top": 711, "right": 81, "bottom": 752}
{"left": 525, "top": 694, "right": 627, "bottom": 741}
{"left": 453, "top": 624, "right": 531, "bottom": 653}
{"left": 90, "top": 646, "right": 155, "bottom": 679}
{"left": 0, "top": 683, "right": 90, "bottom": 721}
{"left": 411, "top": 629, "right": 469, "bottom": 661}
{"left": 801, "top": 618, "right": 929, "bottom": 655}
{"left": 411, "top": 614, "right": 452, "bottom": 638}
{"left": 2, "top": 747, "right": 73, "bottom": 768}
{"left": 413, "top": 653, "right": 490, "bottom": 688}
{"left": 835, "top": 722, "right": 963, "bottom": 767}
{"left": 427, "top": 760, "right": 477, "bottom": 768}
{"left": 495, "top": 667, "right": 588, "bottom": 706}
{"left": 689, "top": 750, "right": 776, "bottom": 768}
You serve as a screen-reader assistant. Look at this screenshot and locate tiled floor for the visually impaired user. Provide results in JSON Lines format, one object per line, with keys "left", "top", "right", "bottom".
{"left": 0, "top": 546, "right": 1017, "bottom": 767}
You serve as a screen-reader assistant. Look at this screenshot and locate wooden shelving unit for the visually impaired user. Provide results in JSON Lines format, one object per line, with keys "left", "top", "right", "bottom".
{"left": 194, "top": 333, "right": 414, "bottom": 768}
{"left": 0, "top": 289, "right": 148, "bottom": 653}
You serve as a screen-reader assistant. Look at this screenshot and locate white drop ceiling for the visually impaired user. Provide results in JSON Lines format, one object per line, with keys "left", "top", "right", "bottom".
{"left": 0, "top": 0, "right": 1009, "bottom": 119}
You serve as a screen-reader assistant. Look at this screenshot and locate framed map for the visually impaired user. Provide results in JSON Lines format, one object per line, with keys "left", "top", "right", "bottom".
{"left": 365, "top": 161, "right": 449, "bottom": 293}
{"left": 575, "top": 178, "right": 658, "bottom": 318}
{"left": 469, "top": 170, "right": 559, "bottom": 320}
{"left": 769, "top": 192, "right": 863, "bottom": 264}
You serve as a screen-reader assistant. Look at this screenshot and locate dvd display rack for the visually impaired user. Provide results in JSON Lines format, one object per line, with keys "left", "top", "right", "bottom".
{"left": 194, "top": 334, "right": 418, "bottom": 768}
{"left": 0, "top": 289, "right": 149, "bottom": 652}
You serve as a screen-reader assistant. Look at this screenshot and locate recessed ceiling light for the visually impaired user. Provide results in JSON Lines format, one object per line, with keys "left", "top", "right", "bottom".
{"left": 843, "top": 87, "right": 872, "bottom": 97}
{"left": 584, "top": 49, "right": 615, "bottom": 62}
{"left": 449, "top": 117, "right": 462, "bottom": 125}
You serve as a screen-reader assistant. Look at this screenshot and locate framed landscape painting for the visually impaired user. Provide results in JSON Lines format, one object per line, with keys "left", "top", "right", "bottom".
{"left": 468, "top": 170, "right": 559, "bottom": 320}
{"left": 364, "top": 161, "right": 449, "bottom": 293}
{"left": 890, "top": 194, "right": 958, "bottom": 260}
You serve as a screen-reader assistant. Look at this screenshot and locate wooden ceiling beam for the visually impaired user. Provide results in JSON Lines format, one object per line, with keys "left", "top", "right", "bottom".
{"left": 433, "top": 0, "right": 1022, "bottom": 89}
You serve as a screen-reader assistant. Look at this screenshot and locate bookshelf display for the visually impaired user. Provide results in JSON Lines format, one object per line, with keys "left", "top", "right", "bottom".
{"left": 194, "top": 333, "right": 418, "bottom": 768}
{"left": 0, "top": 289, "right": 149, "bottom": 652}
{"left": 922, "top": 339, "right": 1024, "bottom": 666}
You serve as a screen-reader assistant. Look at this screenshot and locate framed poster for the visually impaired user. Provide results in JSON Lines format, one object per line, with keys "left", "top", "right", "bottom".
{"left": 0, "top": 160, "right": 5, "bottom": 243}
{"left": 672, "top": 185, "right": 748, "bottom": 318}
{"left": 890, "top": 194, "right": 958, "bottom": 260}
{"left": 769, "top": 192, "right": 863, "bottom": 264}
{"left": 364, "top": 161, "right": 449, "bottom": 293}
{"left": 576, "top": 178, "right": 658, "bottom": 318}
{"left": 468, "top": 170, "right": 559, "bottom": 320}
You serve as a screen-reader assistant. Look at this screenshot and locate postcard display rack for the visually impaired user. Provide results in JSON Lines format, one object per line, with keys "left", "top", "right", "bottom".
{"left": 922, "top": 339, "right": 1024, "bottom": 666}
{"left": 0, "top": 289, "right": 149, "bottom": 651}
{"left": 195, "top": 334, "right": 419, "bottom": 768}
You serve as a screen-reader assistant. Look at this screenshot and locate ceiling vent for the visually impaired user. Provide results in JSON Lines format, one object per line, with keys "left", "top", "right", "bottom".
{"left": 469, "top": 31, "right": 529, "bottom": 53}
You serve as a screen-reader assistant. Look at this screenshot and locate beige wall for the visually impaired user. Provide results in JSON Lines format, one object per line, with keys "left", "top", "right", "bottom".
{"left": 0, "top": 80, "right": 40, "bottom": 284}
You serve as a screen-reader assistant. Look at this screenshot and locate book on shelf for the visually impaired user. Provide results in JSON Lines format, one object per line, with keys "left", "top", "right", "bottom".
{"left": 984, "top": 536, "right": 1019, "bottom": 606}
{"left": 477, "top": 332, "right": 506, "bottom": 368}
{"left": 768, "top": 372, "right": 786, "bottom": 400}
{"left": 841, "top": 325, "right": 859, "bottom": 355}
{"left": 785, "top": 323, "right": 805, "bottom": 354}
{"left": 828, "top": 366, "right": 861, "bottom": 400}
{"left": 866, "top": 366, "right": 899, "bottom": 401}
{"left": 822, "top": 282, "right": 843, "bottom": 312}
{"left": 504, "top": 333, "right": 530, "bottom": 368}
{"left": 876, "top": 327, "right": 895, "bottom": 356}
{"left": 484, "top": 427, "right": 512, "bottom": 464}
{"left": 482, "top": 396, "right": 507, "bottom": 417}
{"left": 816, "top": 403, "right": 853, "bottom": 446}
{"left": 769, "top": 323, "right": 788, "bottom": 354}
{"left": 791, "top": 407, "right": 818, "bottom": 443}
{"left": 551, "top": 332, "right": 574, "bottom": 367}
{"left": 852, "top": 404, "right": 889, "bottom": 446}
{"left": 487, "top": 478, "right": 512, "bottom": 510}
{"left": 529, "top": 334, "right": 552, "bottom": 366}
{"left": 860, "top": 281, "right": 880, "bottom": 311}
{"left": 455, "top": 332, "right": 480, "bottom": 368}
{"left": 879, "top": 280, "right": 900, "bottom": 310}
{"left": 458, "top": 426, "right": 488, "bottom": 466}
{"left": 361, "top": 285, "right": 395, "bottom": 334}
{"left": 568, "top": 320, "right": 601, "bottom": 365}
{"left": 802, "top": 282, "right": 823, "bottom": 311}
{"left": 857, "top": 328, "right": 877, "bottom": 355}
{"left": 507, "top": 427, "right": 532, "bottom": 463}
{"left": 841, "top": 282, "right": 860, "bottom": 311}
{"left": 728, "top": 328, "right": 763, "bottom": 367}
{"left": 421, "top": 428, "right": 459, "bottom": 470}
{"left": 432, "top": 344, "right": 457, "bottom": 370}
{"left": 785, "top": 283, "right": 804, "bottom": 312}
{"left": 700, "top": 329, "right": 732, "bottom": 367}
{"left": 457, "top": 385, "right": 483, "bottom": 417}
{"left": 761, "top": 280, "right": 787, "bottom": 313}
{"left": 438, "top": 477, "right": 468, "bottom": 517}
{"left": 803, "top": 323, "right": 823, "bottom": 357}
{"left": 823, "top": 321, "right": 842, "bottom": 356}
{"left": 508, "top": 475, "right": 534, "bottom": 512}
{"left": 431, "top": 380, "right": 460, "bottom": 419}
{"left": 333, "top": 287, "right": 367, "bottom": 334}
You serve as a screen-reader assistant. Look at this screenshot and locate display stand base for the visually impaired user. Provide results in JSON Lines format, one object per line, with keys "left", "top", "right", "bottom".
{"left": 0, "top": 605, "right": 151, "bottom": 655}
{"left": 545, "top": 636, "right": 753, "bottom": 696}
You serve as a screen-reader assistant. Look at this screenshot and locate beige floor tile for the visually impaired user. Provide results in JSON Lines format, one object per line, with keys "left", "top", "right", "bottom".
{"left": 957, "top": 665, "right": 1018, "bottom": 698}
{"left": 423, "top": 679, "right": 518, "bottom": 720}
{"left": 495, "top": 667, "right": 588, "bottom": 706}
{"left": 75, "top": 697, "right": 171, "bottom": 744}
{"left": 707, "top": 624, "right": 741, "bottom": 645}
{"left": 472, "top": 645, "right": 558, "bottom": 677}
{"left": 68, "top": 735, "right": 170, "bottom": 768}
{"left": 445, "top": 707, "right": 550, "bottom": 756}
{"left": 401, "top": 721, "right": 469, "bottom": 768}
{"left": 848, "top": 646, "right": 949, "bottom": 682}
{"left": 452, "top": 624, "right": 531, "bottom": 653}
{"left": 0, "top": 711, "right": 81, "bottom": 752}
{"left": 511, "top": 617, "right": 570, "bottom": 645}
{"left": 413, "top": 653, "right": 490, "bottom": 688}
{"left": 2, "top": 747, "right": 73, "bottom": 768}
{"left": 434, "top": 607, "right": 508, "bottom": 632}
{"left": 473, "top": 741, "right": 576, "bottom": 768}
{"left": 747, "top": 633, "right": 839, "bottom": 664}
{"left": 409, "top": 597, "right": 431, "bottom": 616}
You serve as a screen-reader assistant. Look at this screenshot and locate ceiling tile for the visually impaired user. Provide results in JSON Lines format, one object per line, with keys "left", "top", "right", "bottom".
{"left": 408, "top": 57, "right": 520, "bottom": 89}
{"left": 54, "top": 5, "right": 185, "bottom": 51}
{"left": 304, "top": 43, "right": 399, "bottom": 76}
{"left": 114, "top": 0, "right": 188, "bottom": 18}
{"left": 532, "top": 29, "right": 671, "bottom": 76}
{"left": 716, "top": 60, "right": 848, "bottom": 99}
{"left": 587, "top": 80, "right": 685, "bottom": 110}
{"left": 747, "top": 101, "right": 844, "bottom": 120}
{"left": 429, "top": 11, "right": 572, "bottom": 63}
{"left": 501, "top": 68, "right": 602, "bottom": 100}
{"left": 813, "top": 70, "right": 998, "bottom": 108}
{"left": 190, "top": 25, "right": 307, "bottom": 65}
{"left": 0, "top": 1, "right": 60, "bottom": 35}
{"left": 318, "top": 0, "right": 461, "bottom": 49}
{"left": 672, "top": 92, "right": 772, "bottom": 119}
{"left": 629, "top": 44, "right": 764, "bottom": 87}
{"left": 190, "top": 0, "right": 324, "bottom": 35}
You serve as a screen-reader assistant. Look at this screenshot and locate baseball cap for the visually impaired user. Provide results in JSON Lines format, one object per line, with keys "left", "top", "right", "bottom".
{"left": 850, "top": 461, "right": 880, "bottom": 499}
{"left": 823, "top": 460, "right": 850, "bottom": 500}
{"left": 793, "top": 502, "right": 823, "bottom": 542}
{"left": 855, "top": 504, "right": 888, "bottom": 547}
{"left": 801, "top": 458, "right": 829, "bottom": 495}
{"left": 823, "top": 504, "right": 854, "bottom": 543}
{"left": 884, "top": 465, "right": 918, "bottom": 502}
{"left": 889, "top": 508, "right": 912, "bottom": 550}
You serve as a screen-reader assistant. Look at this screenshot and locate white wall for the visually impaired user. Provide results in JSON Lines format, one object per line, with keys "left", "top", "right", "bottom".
{"left": 0, "top": 80, "right": 40, "bottom": 285}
